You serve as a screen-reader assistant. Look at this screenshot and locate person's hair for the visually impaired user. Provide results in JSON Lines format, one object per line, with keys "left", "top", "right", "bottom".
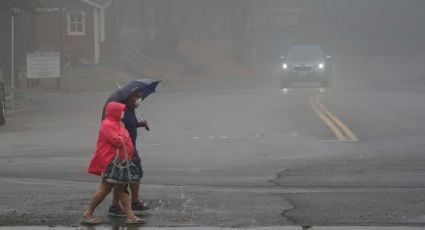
{"left": 131, "top": 91, "right": 142, "bottom": 98}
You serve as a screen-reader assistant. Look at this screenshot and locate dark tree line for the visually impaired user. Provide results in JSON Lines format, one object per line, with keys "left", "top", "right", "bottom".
{"left": 132, "top": 0, "right": 252, "bottom": 64}
{"left": 0, "top": 0, "right": 254, "bottom": 73}
{"left": 0, "top": 0, "right": 43, "bottom": 83}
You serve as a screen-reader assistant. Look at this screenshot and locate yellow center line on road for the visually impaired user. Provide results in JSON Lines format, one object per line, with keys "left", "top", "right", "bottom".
{"left": 308, "top": 96, "right": 347, "bottom": 141}
{"left": 308, "top": 95, "right": 358, "bottom": 141}
{"left": 314, "top": 95, "right": 359, "bottom": 141}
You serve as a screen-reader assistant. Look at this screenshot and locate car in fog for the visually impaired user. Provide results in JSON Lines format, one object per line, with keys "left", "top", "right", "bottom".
{"left": 280, "top": 45, "right": 331, "bottom": 88}
{"left": 0, "top": 69, "right": 6, "bottom": 125}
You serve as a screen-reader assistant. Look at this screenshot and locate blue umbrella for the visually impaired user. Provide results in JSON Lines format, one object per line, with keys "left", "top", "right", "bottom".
{"left": 114, "top": 79, "right": 161, "bottom": 101}
{"left": 102, "top": 79, "right": 160, "bottom": 120}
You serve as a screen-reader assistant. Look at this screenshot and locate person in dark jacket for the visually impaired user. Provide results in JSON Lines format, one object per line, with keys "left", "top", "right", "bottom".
{"left": 102, "top": 90, "right": 151, "bottom": 216}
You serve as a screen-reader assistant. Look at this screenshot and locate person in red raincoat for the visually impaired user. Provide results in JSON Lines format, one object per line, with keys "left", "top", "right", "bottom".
{"left": 82, "top": 101, "right": 145, "bottom": 225}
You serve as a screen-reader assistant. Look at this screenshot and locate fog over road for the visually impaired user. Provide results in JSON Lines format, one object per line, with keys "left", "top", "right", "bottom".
{"left": 1, "top": 54, "right": 425, "bottom": 227}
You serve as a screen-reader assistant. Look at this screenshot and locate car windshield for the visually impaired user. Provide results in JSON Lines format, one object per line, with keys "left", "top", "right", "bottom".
{"left": 287, "top": 46, "right": 324, "bottom": 59}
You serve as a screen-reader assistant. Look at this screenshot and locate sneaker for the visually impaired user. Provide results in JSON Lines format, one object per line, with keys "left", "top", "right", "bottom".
{"left": 131, "top": 202, "right": 150, "bottom": 215}
{"left": 108, "top": 205, "right": 126, "bottom": 217}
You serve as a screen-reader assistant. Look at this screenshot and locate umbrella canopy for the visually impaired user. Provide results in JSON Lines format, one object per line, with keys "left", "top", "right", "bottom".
{"left": 115, "top": 79, "right": 161, "bottom": 101}
{"left": 102, "top": 79, "right": 160, "bottom": 120}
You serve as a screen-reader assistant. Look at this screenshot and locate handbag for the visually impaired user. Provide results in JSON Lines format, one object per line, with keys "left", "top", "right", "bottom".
{"left": 102, "top": 141, "right": 140, "bottom": 184}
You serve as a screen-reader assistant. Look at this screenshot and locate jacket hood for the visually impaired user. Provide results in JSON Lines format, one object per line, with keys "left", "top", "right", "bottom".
{"left": 104, "top": 101, "right": 126, "bottom": 122}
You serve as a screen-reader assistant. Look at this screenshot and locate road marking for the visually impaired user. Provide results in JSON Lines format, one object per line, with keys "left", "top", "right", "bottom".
{"left": 192, "top": 133, "right": 299, "bottom": 141}
{"left": 314, "top": 95, "right": 358, "bottom": 141}
{"left": 308, "top": 96, "right": 346, "bottom": 141}
{"left": 6, "top": 106, "right": 34, "bottom": 115}
{"left": 220, "top": 134, "right": 242, "bottom": 139}
{"left": 308, "top": 95, "right": 358, "bottom": 141}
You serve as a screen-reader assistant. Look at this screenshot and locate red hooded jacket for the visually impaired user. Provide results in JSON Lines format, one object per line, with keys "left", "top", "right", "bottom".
{"left": 88, "top": 102, "right": 134, "bottom": 175}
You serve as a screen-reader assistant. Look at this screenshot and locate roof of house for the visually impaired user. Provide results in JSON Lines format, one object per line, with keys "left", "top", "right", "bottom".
{"left": 80, "top": 0, "right": 111, "bottom": 9}
{"left": 35, "top": 0, "right": 112, "bottom": 11}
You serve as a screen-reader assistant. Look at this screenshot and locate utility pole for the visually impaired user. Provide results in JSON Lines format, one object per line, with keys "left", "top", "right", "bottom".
{"left": 58, "top": 0, "right": 64, "bottom": 90}
{"left": 10, "top": 10, "right": 15, "bottom": 91}
{"left": 10, "top": 7, "right": 20, "bottom": 104}
{"left": 249, "top": 0, "right": 255, "bottom": 67}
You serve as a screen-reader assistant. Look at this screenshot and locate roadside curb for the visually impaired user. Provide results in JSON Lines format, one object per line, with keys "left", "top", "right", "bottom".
{"left": 5, "top": 92, "right": 33, "bottom": 115}
{"left": 6, "top": 105, "right": 34, "bottom": 115}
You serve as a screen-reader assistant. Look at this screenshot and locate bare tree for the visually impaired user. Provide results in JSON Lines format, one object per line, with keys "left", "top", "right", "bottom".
{"left": 137, "top": 0, "right": 183, "bottom": 60}
{"left": 135, "top": 0, "right": 251, "bottom": 63}
{"left": 229, "top": 0, "right": 250, "bottom": 65}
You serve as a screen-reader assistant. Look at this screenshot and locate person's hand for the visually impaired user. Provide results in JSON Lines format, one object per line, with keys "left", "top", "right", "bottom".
{"left": 119, "top": 121, "right": 125, "bottom": 128}
{"left": 140, "top": 120, "right": 150, "bottom": 131}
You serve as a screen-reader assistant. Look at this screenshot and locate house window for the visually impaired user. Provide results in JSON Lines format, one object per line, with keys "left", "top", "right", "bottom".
{"left": 67, "top": 11, "right": 85, "bottom": 35}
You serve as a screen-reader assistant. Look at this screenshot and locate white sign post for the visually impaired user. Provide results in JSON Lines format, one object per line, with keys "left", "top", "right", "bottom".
{"left": 27, "top": 51, "right": 61, "bottom": 89}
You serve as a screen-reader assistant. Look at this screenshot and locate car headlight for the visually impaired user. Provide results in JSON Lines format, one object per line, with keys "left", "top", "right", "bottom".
{"left": 282, "top": 63, "right": 288, "bottom": 69}
{"left": 318, "top": 63, "right": 325, "bottom": 69}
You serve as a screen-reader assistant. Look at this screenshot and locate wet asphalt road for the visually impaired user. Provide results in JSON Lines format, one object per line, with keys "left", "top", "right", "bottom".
{"left": 1, "top": 54, "right": 425, "bottom": 228}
